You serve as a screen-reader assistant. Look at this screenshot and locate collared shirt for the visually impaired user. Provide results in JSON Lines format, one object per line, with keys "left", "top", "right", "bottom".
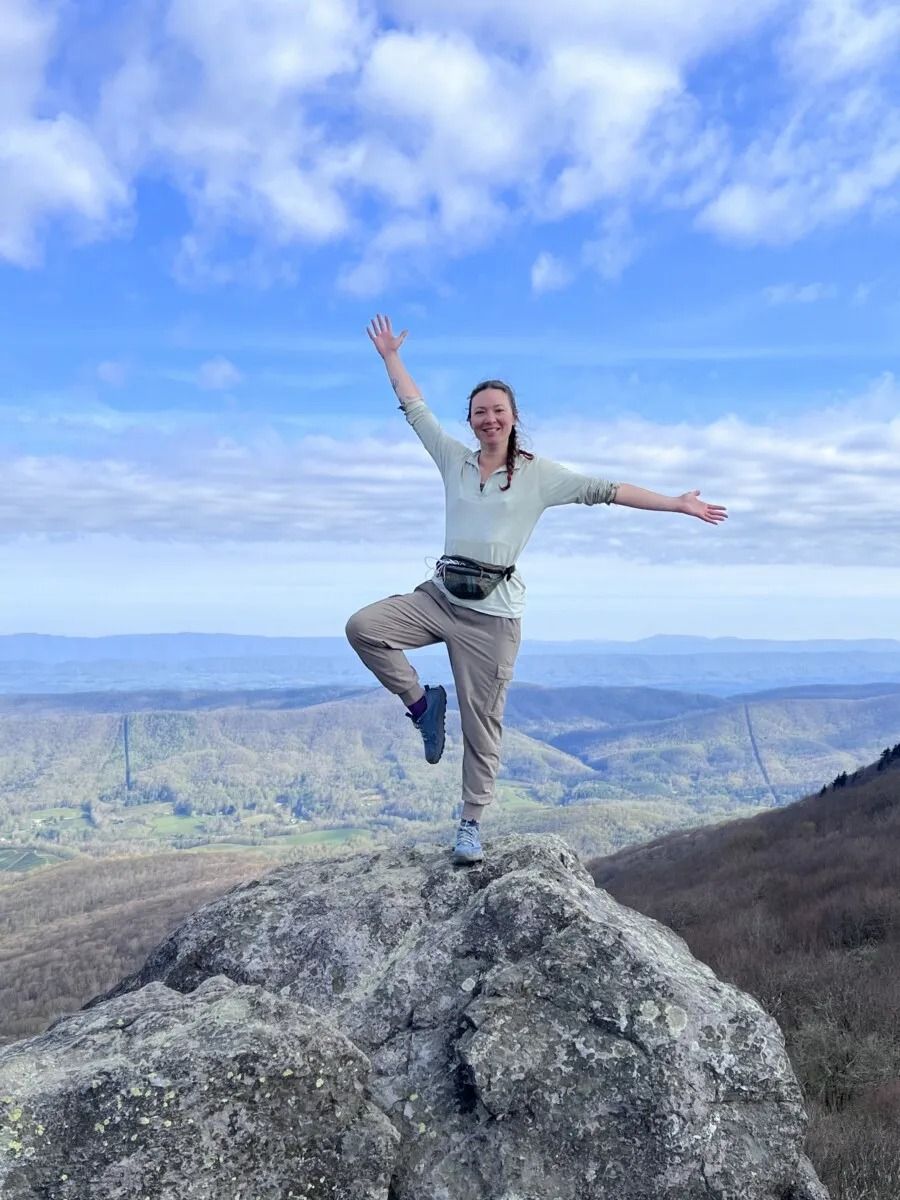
{"left": 402, "top": 397, "right": 618, "bottom": 618}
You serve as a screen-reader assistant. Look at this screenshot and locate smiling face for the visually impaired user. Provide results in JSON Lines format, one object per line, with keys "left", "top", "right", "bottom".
{"left": 468, "top": 385, "right": 515, "bottom": 457}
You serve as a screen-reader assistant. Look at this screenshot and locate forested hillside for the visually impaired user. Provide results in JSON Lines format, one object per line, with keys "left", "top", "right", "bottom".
{"left": 3, "top": 683, "right": 899, "bottom": 861}
{"left": 0, "top": 684, "right": 369, "bottom": 714}
{"left": 0, "top": 850, "right": 278, "bottom": 1046}
{"left": 502, "top": 683, "right": 724, "bottom": 736}
{"left": 0, "top": 694, "right": 594, "bottom": 847}
{"left": 589, "top": 746, "right": 900, "bottom": 1200}
{"left": 534, "top": 688, "right": 900, "bottom": 807}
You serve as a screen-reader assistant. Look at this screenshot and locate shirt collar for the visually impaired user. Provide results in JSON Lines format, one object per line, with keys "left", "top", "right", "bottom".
{"left": 465, "top": 450, "right": 518, "bottom": 475}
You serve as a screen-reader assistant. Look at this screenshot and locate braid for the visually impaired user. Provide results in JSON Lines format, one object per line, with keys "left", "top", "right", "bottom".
{"left": 499, "top": 425, "right": 534, "bottom": 491}
{"left": 501, "top": 427, "right": 517, "bottom": 491}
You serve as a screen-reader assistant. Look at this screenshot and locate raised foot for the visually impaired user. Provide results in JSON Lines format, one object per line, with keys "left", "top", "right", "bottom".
{"left": 407, "top": 684, "right": 447, "bottom": 765}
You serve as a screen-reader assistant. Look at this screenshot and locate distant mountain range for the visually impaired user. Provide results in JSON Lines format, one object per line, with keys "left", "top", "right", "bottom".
{"left": 4, "top": 632, "right": 900, "bottom": 660}
{"left": 3, "top": 634, "right": 900, "bottom": 695}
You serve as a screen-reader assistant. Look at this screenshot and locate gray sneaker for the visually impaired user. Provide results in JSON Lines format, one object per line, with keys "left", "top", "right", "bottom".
{"left": 407, "top": 684, "right": 447, "bottom": 764}
{"left": 452, "top": 819, "right": 483, "bottom": 865}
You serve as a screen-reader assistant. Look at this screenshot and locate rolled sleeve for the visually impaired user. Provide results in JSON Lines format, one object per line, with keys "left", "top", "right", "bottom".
{"left": 538, "top": 457, "right": 619, "bottom": 508}
{"left": 401, "top": 398, "right": 470, "bottom": 478}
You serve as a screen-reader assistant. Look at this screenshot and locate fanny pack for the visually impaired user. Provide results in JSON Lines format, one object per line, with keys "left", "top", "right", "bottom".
{"left": 435, "top": 555, "right": 516, "bottom": 601}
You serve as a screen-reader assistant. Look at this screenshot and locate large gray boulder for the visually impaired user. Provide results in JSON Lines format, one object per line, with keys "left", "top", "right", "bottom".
{"left": 0, "top": 976, "right": 397, "bottom": 1199}
{"left": 1, "top": 835, "right": 828, "bottom": 1200}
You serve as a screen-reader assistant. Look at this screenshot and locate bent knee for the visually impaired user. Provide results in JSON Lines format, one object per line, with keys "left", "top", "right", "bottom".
{"left": 345, "top": 611, "right": 363, "bottom": 645}
{"left": 345, "top": 609, "right": 374, "bottom": 648}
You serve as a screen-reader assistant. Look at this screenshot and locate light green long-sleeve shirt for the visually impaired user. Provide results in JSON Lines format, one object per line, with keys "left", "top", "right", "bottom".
{"left": 403, "top": 398, "right": 618, "bottom": 618}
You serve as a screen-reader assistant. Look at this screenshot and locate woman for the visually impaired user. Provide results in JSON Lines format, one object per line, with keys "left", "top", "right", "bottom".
{"left": 346, "top": 314, "right": 727, "bottom": 866}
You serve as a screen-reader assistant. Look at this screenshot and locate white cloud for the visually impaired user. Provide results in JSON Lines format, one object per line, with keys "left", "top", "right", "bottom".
{"left": 763, "top": 282, "right": 837, "bottom": 305}
{"left": 539, "top": 46, "right": 682, "bottom": 217}
{"left": 531, "top": 252, "right": 571, "bottom": 294}
{"left": 581, "top": 209, "right": 641, "bottom": 281}
{"left": 529, "top": 389, "right": 900, "bottom": 569}
{"left": 97, "top": 0, "right": 370, "bottom": 267}
{"left": 0, "top": 1, "right": 129, "bottom": 267}
{"left": 358, "top": 31, "right": 532, "bottom": 183}
{"left": 340, "top": 23, "right": 729, "bottom": 287}
{"left": 196, "top": 357, "right": 242, "bottom": 390}
{"left": 4, "top": 0, "right": 900, "bottom": 279}
{"left": 380, "top": 1, "right": 788, "bottom": 65}
{"left": 336, "top": 29, "right": 538, "bottom": 288}
{"left": 0, "top": 0, "right": 50, "bottom": 96}
{"left": 3, "top": 377, "right": 900, "bottom": 572}
{"left": 780, "top": 0, "right": 900, "bottom": 85}
{"left": 172, "top": 234, "right": 300, "bottom": 289}
{"left": 698, "top": 72, "right": 900, "bottom": 245}
{"left": 165, "top": 0, "right": 366, "bottom": 97}
{"left": 337, "top": 215, "right": 435, "bottom": 296}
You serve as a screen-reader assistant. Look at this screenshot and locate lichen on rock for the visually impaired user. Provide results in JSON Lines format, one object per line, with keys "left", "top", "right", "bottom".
{"left": 0, "top": 977, "right": 396, "bottom": 1199}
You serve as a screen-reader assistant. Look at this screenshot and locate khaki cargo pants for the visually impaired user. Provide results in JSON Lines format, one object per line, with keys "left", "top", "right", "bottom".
{"left": 345, "top": 581, "right": 521, "bottom": 817}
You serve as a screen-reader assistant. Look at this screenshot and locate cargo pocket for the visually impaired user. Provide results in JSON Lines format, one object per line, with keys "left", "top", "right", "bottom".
{"left": 488, "top": 663, "right": 515, "bottom": 719}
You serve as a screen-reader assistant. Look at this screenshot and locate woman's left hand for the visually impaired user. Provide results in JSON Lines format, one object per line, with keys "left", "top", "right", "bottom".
{"left": 678, "top": 490, "right": 728, "bottom": 524}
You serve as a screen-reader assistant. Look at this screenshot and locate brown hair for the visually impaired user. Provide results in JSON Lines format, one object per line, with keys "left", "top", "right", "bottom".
{"left": 466, "top": 379, "right": 533, "bottom": 491}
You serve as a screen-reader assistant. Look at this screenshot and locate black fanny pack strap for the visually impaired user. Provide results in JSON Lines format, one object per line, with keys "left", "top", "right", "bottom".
{"left": 438, "top": 556, "right": 515, "bottom": 580}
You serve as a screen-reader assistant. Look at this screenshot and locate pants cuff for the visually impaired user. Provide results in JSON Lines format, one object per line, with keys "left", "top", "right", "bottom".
{"left": 461, "top": 800, "right": 489, "bottom": 822}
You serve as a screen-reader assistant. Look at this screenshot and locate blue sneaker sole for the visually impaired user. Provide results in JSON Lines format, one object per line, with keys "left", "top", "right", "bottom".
{"left": 421, "top": 686, "right": 447, "bottom": 764}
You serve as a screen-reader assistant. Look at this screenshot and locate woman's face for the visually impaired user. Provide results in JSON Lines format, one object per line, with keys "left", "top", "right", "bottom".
{"left": 469, "top": 388, "right": 514, "bottom": 455}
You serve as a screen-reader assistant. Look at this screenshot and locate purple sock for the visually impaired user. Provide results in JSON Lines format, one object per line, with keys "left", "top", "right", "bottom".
{"left": 407, "top": 694, "right": 427, "bottom": 721}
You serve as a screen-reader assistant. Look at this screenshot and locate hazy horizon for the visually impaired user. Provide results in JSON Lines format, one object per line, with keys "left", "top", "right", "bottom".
{"left": 4, "top": 631, "right": 900, "bottom": 648}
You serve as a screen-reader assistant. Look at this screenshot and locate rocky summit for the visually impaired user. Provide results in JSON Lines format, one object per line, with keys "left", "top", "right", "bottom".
{"left": 0, "top": 835, "right": 828, "bottom": 1200}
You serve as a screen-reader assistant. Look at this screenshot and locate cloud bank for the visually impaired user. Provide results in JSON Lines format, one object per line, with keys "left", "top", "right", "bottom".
{"left": 3, "top": 376, "right": 898, "bottom": 569}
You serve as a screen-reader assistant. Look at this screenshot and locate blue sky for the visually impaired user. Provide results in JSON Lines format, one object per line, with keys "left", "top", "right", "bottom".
{"left": 2, "top": 0, "right": 900, "bottom": 640}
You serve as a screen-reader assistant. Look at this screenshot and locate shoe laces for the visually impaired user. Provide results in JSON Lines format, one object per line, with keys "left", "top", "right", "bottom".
{"left": 456, "top": 822, "right": 480, "bottom": 850}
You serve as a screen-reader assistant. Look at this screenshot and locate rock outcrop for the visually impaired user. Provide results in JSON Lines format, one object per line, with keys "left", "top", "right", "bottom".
{"left": 0, "top": 977, "right": 396, "bottom": 1198}
{"left": 0, "top": 835, "right": 828, "bottom": 1199}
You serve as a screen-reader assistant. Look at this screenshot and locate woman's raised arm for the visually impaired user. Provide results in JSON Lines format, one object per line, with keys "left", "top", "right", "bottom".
{"left": 367, "top": 313, "right": 470, "bottom": 475}
{"left": 367, "top": 314, "right": 421, "bottom": 405}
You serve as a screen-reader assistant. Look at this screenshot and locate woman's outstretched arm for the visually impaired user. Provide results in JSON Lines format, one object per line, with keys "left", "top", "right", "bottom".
{"left": 538, "top": 462, "right": 725, "bottom": 525}
{"left": 367, "top": 313, "right": 421, "bottom": 404}
{"left": 614, "top": 484, "right": 727, "bottom": 525}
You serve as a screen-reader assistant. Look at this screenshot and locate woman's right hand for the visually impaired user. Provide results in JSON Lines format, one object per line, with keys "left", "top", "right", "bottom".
{"left": 366, "top": 313, "right": 408, "bottom": 359}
